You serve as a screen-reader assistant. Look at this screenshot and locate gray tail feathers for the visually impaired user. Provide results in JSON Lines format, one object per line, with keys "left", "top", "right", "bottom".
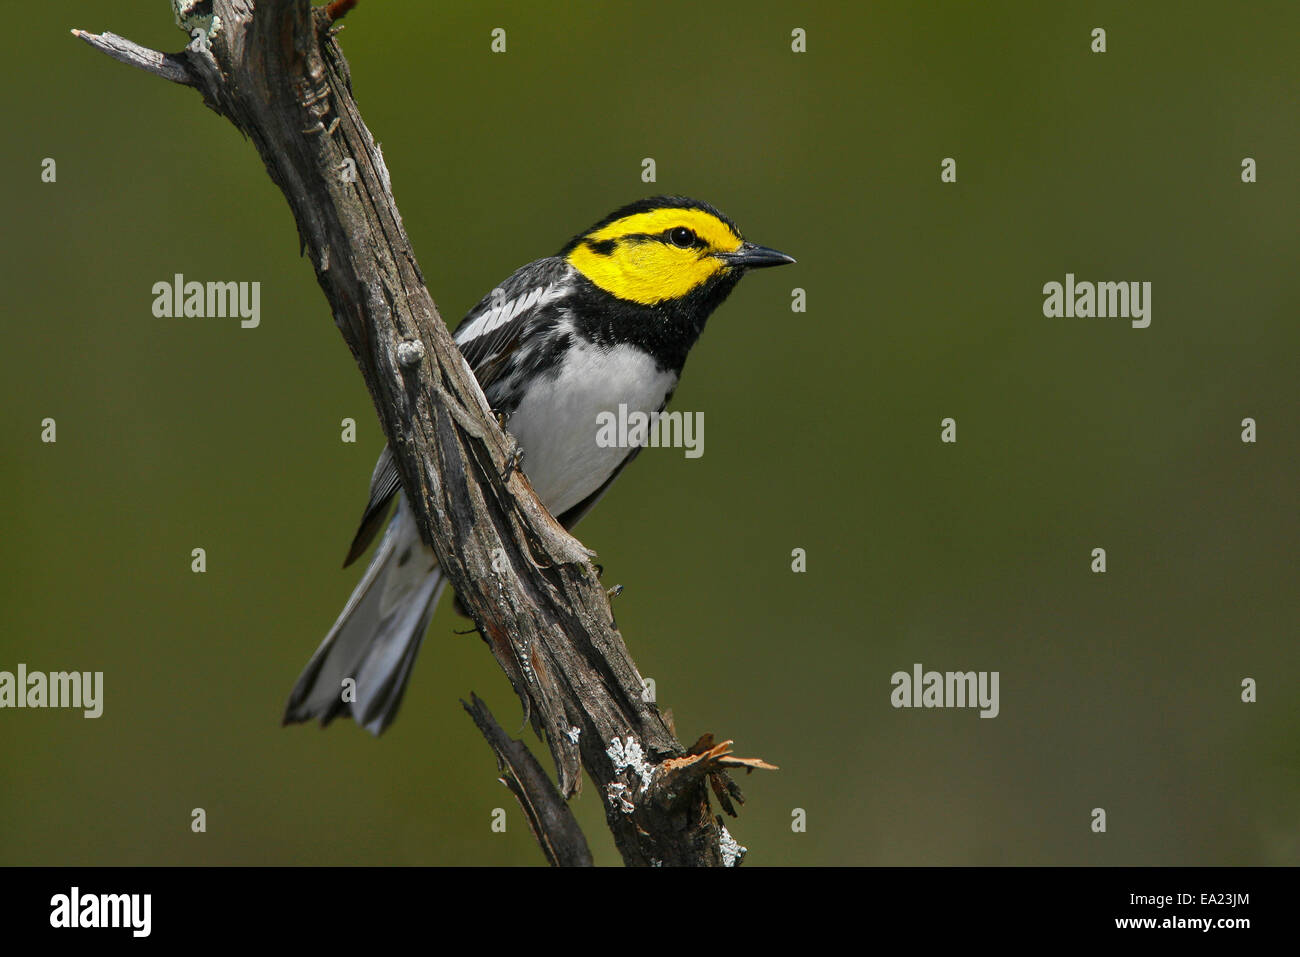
{"left": 283, "top": 498, "right": 447, "bottom": 735}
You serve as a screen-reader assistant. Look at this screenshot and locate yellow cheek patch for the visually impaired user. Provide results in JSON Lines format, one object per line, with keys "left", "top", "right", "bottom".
{"left": 569, "top": 241, "right": 726, "bottom": 305}
{"left": 567, "top": 208, "right": 744, "bottom": 305}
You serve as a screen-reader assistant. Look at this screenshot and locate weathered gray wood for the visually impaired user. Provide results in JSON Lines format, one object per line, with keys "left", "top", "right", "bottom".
{"left": 464, "top": 694, "right": 593, "bottom": 867}
{"left": 71, "top": 30, "right": 195, "bottom": 85}
{"left": 76, "top": 0, "right": 771, "bottom": 866}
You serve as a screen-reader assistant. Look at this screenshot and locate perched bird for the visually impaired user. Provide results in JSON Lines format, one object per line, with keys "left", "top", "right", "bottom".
{"left": 283, "top": 196, "right": 794, "bottom": 734}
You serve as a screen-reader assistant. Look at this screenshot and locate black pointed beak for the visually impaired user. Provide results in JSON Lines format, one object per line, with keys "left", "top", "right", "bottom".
{"left": 719, "top": 242, "right": 797, "bottom": 269}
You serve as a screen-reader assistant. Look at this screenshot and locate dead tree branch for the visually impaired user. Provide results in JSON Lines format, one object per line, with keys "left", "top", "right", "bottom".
{"left": 76, "top": 0, "right": 772, "bottom": 866}
{"left": 463, "top": 694, "right": 593, "bottom": 867}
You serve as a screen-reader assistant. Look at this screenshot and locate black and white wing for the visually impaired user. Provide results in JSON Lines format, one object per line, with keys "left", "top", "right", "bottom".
{"left": 453, "top": 256, "right": 576, "bottom": 396}
{"left": 342, "top": 444, "right": 403, "bottom": 567}
{"left": 342, "top": 257, "right": 576, "bottom": 565}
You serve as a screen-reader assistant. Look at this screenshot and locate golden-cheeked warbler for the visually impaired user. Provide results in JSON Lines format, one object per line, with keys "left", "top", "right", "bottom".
{"left": 284, "top": 195, "right": 794, "bottom": 733}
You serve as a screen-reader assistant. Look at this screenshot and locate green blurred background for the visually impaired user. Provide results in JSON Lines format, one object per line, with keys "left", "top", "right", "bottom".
{"left": 2, "top": 1, "right": 1296, "bottom": 866}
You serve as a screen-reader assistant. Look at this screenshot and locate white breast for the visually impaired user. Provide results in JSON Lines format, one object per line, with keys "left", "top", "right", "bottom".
{"left": 505, "top": 339, "right": 677, "bottom": 517}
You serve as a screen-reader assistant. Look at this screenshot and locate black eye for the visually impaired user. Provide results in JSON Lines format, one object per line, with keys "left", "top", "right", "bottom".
{"left": 669, "top": 226, "right": 695, "bottom": 248}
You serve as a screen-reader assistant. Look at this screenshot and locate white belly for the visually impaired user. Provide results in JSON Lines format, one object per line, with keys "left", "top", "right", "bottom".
{"left": 505, "top": 340, "right": 677, "bottom": 517}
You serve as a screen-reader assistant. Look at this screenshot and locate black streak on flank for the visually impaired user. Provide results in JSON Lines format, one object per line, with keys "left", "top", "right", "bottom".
{"left": 585, "top": 239, "right": 617, "bottom": 256}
